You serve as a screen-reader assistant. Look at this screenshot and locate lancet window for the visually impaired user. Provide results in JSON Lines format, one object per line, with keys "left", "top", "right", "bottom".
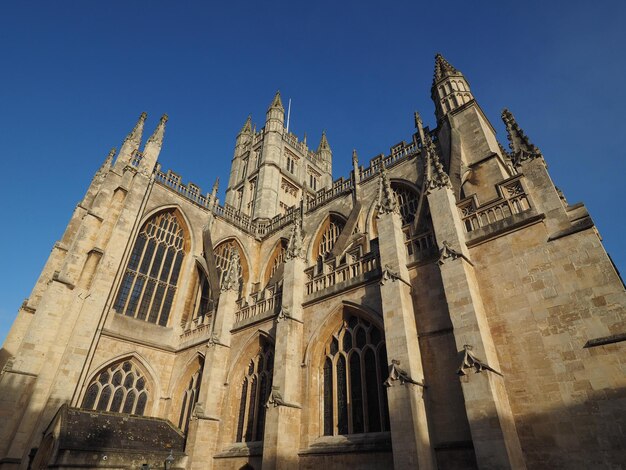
{"left": 114, "top": 210, "right": 185, "bottom": 326}
{"left": 82, "top": 360, "right": 149, "bottom": 416}
{"left": 322, "top": 314, "right": 389, "bottom": 436}
{"left": 264, "top": 240, "right": 287, "bottom": 286}
{"left": 235, "top": 340, "right": 274, "bottom": 442}
{"left": 179, "top": 362, "right": 203, "bottom": 433}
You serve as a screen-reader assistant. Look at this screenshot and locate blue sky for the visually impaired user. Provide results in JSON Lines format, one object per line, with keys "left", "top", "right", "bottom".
{"left": 1, "top": 1, "right": 625, "bottom": 343}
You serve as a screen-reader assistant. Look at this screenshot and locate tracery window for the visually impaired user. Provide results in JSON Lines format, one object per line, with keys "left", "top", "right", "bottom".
{"left": 316, "top": 216, "right": 346, "bottom": 260}
{"left": 213, "top": 240, "right": 244, "bottom": 293}
{"left": 179, "top": 362, "right": 203, "bottom": 433}
{"left": 114, "top": 211, "right": 185, "bottom": 326}
{"left": 391, "top": 183, "right": 419, "bottom": 226}
{"left": 323, "top": 314, "right": 389, "bottom": 436}
{"left": 235, "top": 340, "right": 274, "bottom": 442}
{"left": 264, "top": 240, "right": 287, "bottom": 286}
{"left": 82, "top": 360, "right": 149, "bottom": 416}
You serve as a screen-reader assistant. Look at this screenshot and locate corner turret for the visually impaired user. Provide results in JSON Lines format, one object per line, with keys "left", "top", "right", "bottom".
{"left": 266, "top": 91, "right": 285, "bottom": 133}
{"left": 431, "top": 54, "right": 474, "bottom": 123}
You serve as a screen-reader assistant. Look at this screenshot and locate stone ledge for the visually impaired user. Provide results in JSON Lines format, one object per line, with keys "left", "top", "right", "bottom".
{"left": 303, "top": 270, "right": 381, "bottom": 306}
{"left": 548, "top": 217, "right": 594, "bottom": 242}
{"left": 299, "top": 432, "right": 391, "bottom": 455}
{"left": 214, "top": 441, "right": 263, "bottom": 459}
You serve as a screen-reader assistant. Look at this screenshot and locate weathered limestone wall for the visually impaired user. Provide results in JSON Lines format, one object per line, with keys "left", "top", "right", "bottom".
{"left": 471, "top": 220, "right": 626, "bottom": 469}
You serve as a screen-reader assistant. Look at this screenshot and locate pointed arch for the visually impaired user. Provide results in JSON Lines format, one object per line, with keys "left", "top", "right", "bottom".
{"left": 367, "top": 179, "right": 421, "bottom": 237}
{"left": 113, "top": 207, "right": 190, "bottom": 326}
{"left": 80, "top": 352, "right": 160, "bottom": 417}
{"left": 309, "top": 212, "right": 348, "bottom": 263}
{"left": 212, "top": 237, "right": 250, "bottom": 294}
{"left": 168, "top": 353, "right": 204, "bottom": 433}
{"left": 261, "top": 238, "right": 288, "bottom": 287}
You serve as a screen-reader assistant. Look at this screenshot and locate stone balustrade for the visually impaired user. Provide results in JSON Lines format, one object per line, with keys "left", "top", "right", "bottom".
{"left": 179, "top": 310, "right": 213, "bottom": 344}
{"left": 235, "top": 287, "right": 282, "bottom": 326}
{"left": 305, "top": 252, "right": 380, "bottom": 297}
{"left": 403, "top": 228, "right": 437, "bottom": 262}
{"left": 458, "top": 175, "right": 531, "bottom": 233}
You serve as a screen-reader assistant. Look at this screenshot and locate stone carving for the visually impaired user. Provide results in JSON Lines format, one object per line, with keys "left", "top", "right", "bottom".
{"left": 380, "top": 266, "right": 412, "bottom": 291}
{"left": 266, "top": 386, "right": 301, "bottom": 409}
{"left": 438, "top": 241, "right": 472, "bottom": 266}
{"left": 424, "top": 134, "right": 451, "bottom": 193}
{"left": 457, "top": 345, "right": 502, "bottom": 377}
{"left": 384, "top": 360, "right": 425, "bottom": 387}
{"left": 221, "top": 250, "right": 240, "bottom": 292}
{"left": 377, "top": 165, "right": 399, "bottom": 215}
{"left": 501, "top": 109, "right": 542, "bottom": 167}
{"left": 286, "top": 209, "right": 305, "bottom": 260}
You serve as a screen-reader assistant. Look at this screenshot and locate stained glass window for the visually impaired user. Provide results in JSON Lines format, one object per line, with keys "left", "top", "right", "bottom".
{"left": 114, "top": 211, "right": 186, "bottom": 326}
{"left": 316, "top": 216, "right": 346, "bottom": 260}
{"left": 235, "top": 340, "right": 274, "bottom": 442}
{"left": 322, "top": 314, "right": 388, "bottom": 436}
{"left": 81, "top": 360, "right": 149, "bottom": 416}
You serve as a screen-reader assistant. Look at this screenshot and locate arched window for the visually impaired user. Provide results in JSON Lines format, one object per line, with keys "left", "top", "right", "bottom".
{"left": 235, "top": 340, "right": 274, "bottom": 442}
{"left": 213, "top": 240, "right": 245, "bottom": 293}
{"left": 114, "top": 210, "right": 186, "bottom": 326}
{"left": 315, "top": 215, "right": 346, "bottom": 260}
{"left": 179, "top": 361, "right": 203, "bottom": 433}
{"left": 193, "top": 269, "right": 213, "bottom": 321}
{"left": 263, "top": 239, "right": 287, "bottom": 286}
{"left": 391, "top": 183, "right": 419, "bottom": 226}
{"left": 322, "top": 314, "right": 389, "bottom": 436}
{"left": 82, "top": 360, "right": 149, "bottom": 416}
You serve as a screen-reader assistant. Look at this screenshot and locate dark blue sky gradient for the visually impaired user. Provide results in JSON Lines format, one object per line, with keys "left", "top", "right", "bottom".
{"left": 1, "top": 1, "right": 625, "bottom": 342}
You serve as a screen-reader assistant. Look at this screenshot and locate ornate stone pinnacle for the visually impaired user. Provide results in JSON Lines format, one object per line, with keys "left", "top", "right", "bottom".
{"left": 423, "top": 134, "right": 451, "bottom": 193}
{"left": 212, "top": 177, "right": 219, "bottom": 197}
{"left": 269, "top": 90, "right": 284, "bottom": 110}
{"left": 125, "top": 112, "right": 147, "bottom": 144}
{"left": 352, "top": 149, "right": 358, "bottom": 166}
{"left": 501, "top": 109, "right": 542, "bottom": 167}
{"left": 377, "top": 165, "right": 398, "bottom": 215}
{"left": 433, "top": 53, "right": 459, "bottom": 83}
{"left": 147, "top": 113, "right": 168, "bottom": 145}
{"left": 240, "top": 115, "right": 252, "bottom": 135}
{"left": 104, "top": 147, "right": 116, "bottom": 168}
{"left": 286, "top": 208, "right": 305, "bottom": 260}
{"left": 221, "top": 250, "right": 240, "bottom": 292}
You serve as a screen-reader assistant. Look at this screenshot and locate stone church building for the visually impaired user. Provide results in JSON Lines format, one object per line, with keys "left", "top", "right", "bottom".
{"left": 1, "top": 55, "right": 624, "bottom": 469}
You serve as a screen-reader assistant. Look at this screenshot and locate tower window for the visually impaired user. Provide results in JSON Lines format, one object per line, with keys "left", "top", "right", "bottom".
{"left": 309, "top": 174, "right": 318, "bottom": 190}
{"left": 236, "top": 340, "right": 274, "bottom": 442}
{"left": 322, "top": 314, "right": 389, "bottom": 436}
{"left": 82, "top": 360, "right": 149, "bottom": 416}
{"left": 114, "top": 211, "right": 185, "bottom": 326}
{"left": 286, "top": 156, "right": 295, "bottom": 173}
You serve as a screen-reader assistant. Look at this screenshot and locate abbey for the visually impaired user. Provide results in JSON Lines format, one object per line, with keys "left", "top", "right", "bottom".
{"left": 1, "top": 55, "right": 625, "bottom": 470}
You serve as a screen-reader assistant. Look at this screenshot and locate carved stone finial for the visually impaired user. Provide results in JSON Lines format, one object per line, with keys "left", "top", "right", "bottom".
{"left": 501, "top": 109, "right": 542, "bottom": 167}
{"left": 317, "top": 130, "right": 331, "bottom": 153}
{"left": 239, "top": 115, "right": 252, "bottom": 135}
{"left": 286, "top": 208, "right": 305, "bottom": 260}
{"left": 377, "top": 165, "right": 398, "bottom": 215}
{"left": 221, "top": 250, "right": 240, "bottom": 292}
{"left": 423, "top": 134, "right": 451, "bottom": 193}
{"left": 269, "top": 90, "right": 284, "bottom": 110}
{"left": 433, "top": 53, "right": 459, "bottom": 83}
{"left": 211, "top": 177, "right": 219, "bottom": 197}
{"left": 457, "top": 345, "right": 502, "bottom": 377}
{"left": 352, "top": 149, "right": 358, "bottom": 167}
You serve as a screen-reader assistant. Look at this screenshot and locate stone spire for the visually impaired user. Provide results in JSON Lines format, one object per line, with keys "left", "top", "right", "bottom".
{"left": 221, "top": 250, "right": 241, "bottom": 292}
{"left": 211, "top": 177, "right": 219, "bottom": 198}
{"left": 414, "top": 111, "right": 426, "bottom": 143}
{"left": 431, "top": 54, "right": 474, "bottom": 122}
{"left": 269, "top": 90, "right": 284, "bottom": 111}
{"left": 101, "top": 147, "right": 116, "bottom": 171}
{"left": 377, "top": 165, "right": 398, "bottom": 215}
{"left": 116, "top": 112, "right": 147, "bottom": 167}
{"left": 317, "top": 130, "right": 331, "bottom": 153}
{"left": 433, "top": 53, "right": 460, "bottom": 83}
{"left": 239, "top": 115, "right": 252, "bottom": 135}
{"left": 146, "top": 114, "right": 168, "bottom": 146}
{"left": 501, "top": 109, "right": 542, "bottom": 166}
{"left": 424, "top": 134, "right": 452, "bottom": 193}
{"left": 125, "top": 112, "right": 147, "bottom": 146}
{"left": 286, "top": 208, "right": 305, "bottom": 260}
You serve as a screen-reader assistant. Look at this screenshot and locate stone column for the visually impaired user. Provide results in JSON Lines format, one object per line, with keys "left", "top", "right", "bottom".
{"left": 186, "top": 254, "right": 240, "bottom": 470}
{"left": 427, "top": 183, "right": 526, "bottom": 470}
{"left": 262, "top": 217, "right": 306, "bottom": 470}
{"left": 376, "top": 169, "right": 435, "bottom": 470}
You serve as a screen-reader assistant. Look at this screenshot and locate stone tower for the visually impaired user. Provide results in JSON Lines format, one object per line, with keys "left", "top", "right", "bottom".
{"left": 1, "top": 55, "right": 624, "bottom": 470}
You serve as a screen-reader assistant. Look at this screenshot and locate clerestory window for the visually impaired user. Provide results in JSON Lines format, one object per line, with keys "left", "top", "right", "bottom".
{"left": 114, "top": 210, "right": 186, "bottom": 326}
{"left": 82, "top": 360, "right": 149, "bottom": 416}
{"left": 322, "top": 314, "right": 389, "bottom": 436}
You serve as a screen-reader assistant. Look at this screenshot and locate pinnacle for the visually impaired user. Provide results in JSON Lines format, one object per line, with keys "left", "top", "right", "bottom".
{"left": 433, "top": 53, "right": 460, "bottom": 83}
{"left": 270, "top": 90, "right": 284, "bottom": 110}
{"left": 239, "top": 115, "right": 252, "bottom": 134}
{"left": 501, "top": 108, "right": 542, "bottom": 159}
{"left": 317, "top": 130, "right": 331, "bottom": 152}
{"left": 125, "top": 112, "right": 148, "bottom": 143}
